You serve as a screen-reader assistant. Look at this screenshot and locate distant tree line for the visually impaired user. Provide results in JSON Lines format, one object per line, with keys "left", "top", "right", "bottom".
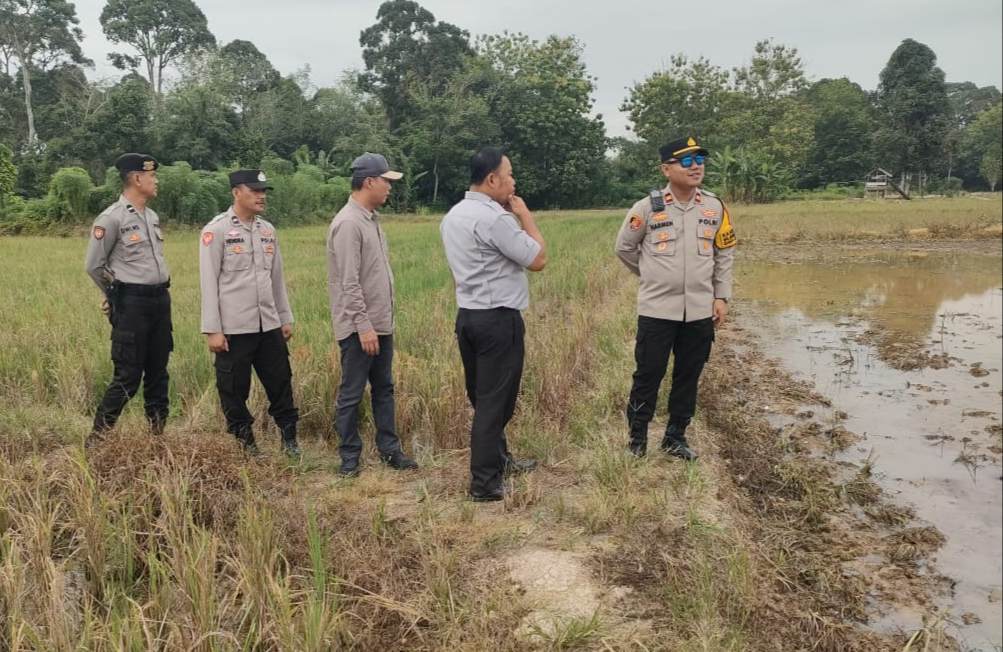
{"left": 1, "top": 0, "right": 1000, "bottom": 228}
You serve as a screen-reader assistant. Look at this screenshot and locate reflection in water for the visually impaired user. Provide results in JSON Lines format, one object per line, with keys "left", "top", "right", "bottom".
{"left": 740, "top": 251, "right": 1003, "bottom": 651}
{"left": 738, "top": 251, "right": 1003, "bottom": 340}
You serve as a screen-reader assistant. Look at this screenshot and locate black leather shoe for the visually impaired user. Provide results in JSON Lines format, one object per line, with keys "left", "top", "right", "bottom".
{"left": 339, "top": 460, "right": 360, "bottom": 477}
{"left": 469, "top": 487, "right": 505, "bottom": 502}
{"left": 504, "top": 457, "right": 538, "bottom": 475}
{"left": 628, "top": 441, "right": 647, "bottom": 457}
{"left": 382, "top": 451, "right": 419, "bottom": 470}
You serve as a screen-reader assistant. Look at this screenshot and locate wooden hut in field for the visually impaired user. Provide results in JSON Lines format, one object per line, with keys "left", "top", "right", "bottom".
{"left": 865, "top": 167, "right": 911, "bottom": 199}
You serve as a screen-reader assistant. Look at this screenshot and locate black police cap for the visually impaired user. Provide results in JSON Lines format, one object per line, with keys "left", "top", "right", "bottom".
{"left": 229, "top": 169, "right": 273, "bottom": 190}
{"left": 659, "top": 136, "right": 709, "bottom": 162}
{"left": 115, "top": 153, "right": 158, "bottom": 173}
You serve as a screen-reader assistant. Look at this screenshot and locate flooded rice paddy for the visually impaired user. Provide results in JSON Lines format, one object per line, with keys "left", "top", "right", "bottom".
{"left": 739, "top": 248, "right": 1002, "bottom": 651}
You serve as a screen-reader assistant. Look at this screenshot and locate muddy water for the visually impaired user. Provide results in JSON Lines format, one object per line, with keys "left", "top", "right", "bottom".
{"left": 738, "top": 250, "right": 1003, "bottom": 651}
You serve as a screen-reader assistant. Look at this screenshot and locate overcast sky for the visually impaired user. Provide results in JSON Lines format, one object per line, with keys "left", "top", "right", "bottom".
{"left": 70, "top": 0, "right": 1003, "bottom": 137}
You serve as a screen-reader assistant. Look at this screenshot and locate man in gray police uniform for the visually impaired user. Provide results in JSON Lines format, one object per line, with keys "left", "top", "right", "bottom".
{"left": 327, "top": 152, "right": 418, "bottom": 477}
{"left": 441, "top": 147, "right": 547, "bottom": 502}
{"left": 615, "top": 135, "right": 736, "bottom": 460}
{"left": 85, "top": 153, "right": 172, "bottom": 446}
{"left": 199, "top": 169, "right": 300, "bottom": 456}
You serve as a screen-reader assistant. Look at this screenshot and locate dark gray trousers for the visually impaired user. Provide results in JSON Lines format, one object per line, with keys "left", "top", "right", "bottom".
{"left": 333, "top": 333, "right": 403, "bottom": 463}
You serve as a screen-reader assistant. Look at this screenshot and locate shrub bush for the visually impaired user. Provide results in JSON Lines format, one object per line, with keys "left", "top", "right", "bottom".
{"left": 47, "top": 167, "right": 94, "bottom": 221}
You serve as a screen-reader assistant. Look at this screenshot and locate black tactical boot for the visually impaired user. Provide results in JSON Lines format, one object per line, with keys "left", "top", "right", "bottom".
{"left": 280, "top": 423, "right": 301, "bottom": 458}
{"left": 628, "top": 421, "right": 648, "bottom": 457}
{"left": 234, "top": 426, "right": 260, "bottom": 456}
{"left": 660, "top": 420, "right": 698, "bottom": 461}
{"left": 149, "top": 415, "right": 166, "bottom": 437}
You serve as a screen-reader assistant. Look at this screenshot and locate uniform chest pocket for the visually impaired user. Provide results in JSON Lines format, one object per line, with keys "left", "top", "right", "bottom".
{"left": 223, "top": 250, "right": 252, "bottom": 272}
{"left": 121, "top": 232, "right": 147, "bottom": 261}
{"left": 646, "top": 229, "right": 676, "bottom": 256}
{"left": 697, "top": 226, "right": 716, "bottom": 256}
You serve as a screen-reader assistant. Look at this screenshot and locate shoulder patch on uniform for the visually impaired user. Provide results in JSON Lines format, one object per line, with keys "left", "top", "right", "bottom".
{"left": 629, "top": 215, "right": 643, "bottom": 231}
{"left": 202, "top": 231, "right": 214, "bottom": 246}
{"left": 93, "top": 226, "right": 105, "bottom": 240}
{"left": 715, "top": 208, "right": 737, "bottom": 249}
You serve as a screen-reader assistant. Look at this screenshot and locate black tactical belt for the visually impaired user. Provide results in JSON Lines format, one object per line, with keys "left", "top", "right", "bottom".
{"left": 117, "top": 281, "right": 170, "bottom": 296}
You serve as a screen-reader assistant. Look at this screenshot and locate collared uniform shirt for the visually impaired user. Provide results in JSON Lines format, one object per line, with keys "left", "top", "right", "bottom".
{"left": 85, "top": 195, "right": 170, "bottom": 291}
{"left": 440, "top": 191, "right": 542, "bottom": 311}
{"left": 615, "top": 186, "right": 736, "bottom": 322}
{"left": 199, "top": 208, "right": 293, "bottom": 335}
{"left": 327, "top": 198, "right": 395, "bottom": 340}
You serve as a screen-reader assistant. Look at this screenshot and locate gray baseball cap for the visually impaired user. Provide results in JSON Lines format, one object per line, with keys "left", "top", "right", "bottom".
{"left": 350, "top": 152, "right": 403, "bottom": 181}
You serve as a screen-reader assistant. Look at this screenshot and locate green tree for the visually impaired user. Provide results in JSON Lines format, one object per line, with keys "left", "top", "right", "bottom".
{"left": 215, "top": 39, "right": 280, "bottom": 119}
{"left": 0, "top": 0, "right": 89, "bottom": 146}
{"left": 960, "top": 102, "right": 1003, "bottom": 190}
{"left": 732, "top": 38, "right": 808, "bottom": 101}
{"left": 307, "top": 78, "right": 394, "bottom": 172}
{"left": 980, "top": 151, "right": 1001, "bottom": 191}
{"left": 621, "top": 54, "right": 730, "bottom": 148}
{"left": 158, "top": 82, "right": 238, "bottom": 169}
{"left": 478, "top": 33, "right": 607, "bottom": 207}
{"left": 803, "top": 78, "right": 875, "bottom": 185}
{"left": 873, "top": 39, "right": 950, "bottom": 180}
{"left": 100, "top": 0, "right": 216, "bottom": 97}
{"left": 359, "top": 0, "right": 472, "bottom": 131}
{"left": 242, "top": 75, "right": 313, "bottom": 159}
{"left": 78, "top": 73, "right": 154, "bottom": 167}
{"left": 404, "top": 73, "right": 498, "bottom": 204}
{"left": 0, "top": 144, "right": 16, "bottom": 196}
{"left": 943, "top": 82, "right": 1000, "bottom": 179}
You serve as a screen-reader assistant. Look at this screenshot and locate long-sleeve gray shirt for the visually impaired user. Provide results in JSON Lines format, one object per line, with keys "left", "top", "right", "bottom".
{"left": 326, "top": 198, "right": 395, "bottom": 341}
{"left": 84, "top": 195, "right": 170, "bottom": 292}
{"left": 199, "top": 208, "right": 293, "bottom": 335}
{"left": 440, "top": 191, "right": 541, "bottom": 311}
{"left": 615, "top": 185, "right": 735, "bottom": 322}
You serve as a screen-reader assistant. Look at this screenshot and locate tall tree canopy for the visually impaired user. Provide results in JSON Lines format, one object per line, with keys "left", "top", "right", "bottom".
{"left": 0, "top": 0, "right": 89, "bottom": 145}
{"left": 100, "top": 0, "right": 215, "bottom": 96}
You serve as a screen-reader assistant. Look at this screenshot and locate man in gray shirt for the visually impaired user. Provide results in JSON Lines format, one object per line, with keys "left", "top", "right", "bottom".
{"left": 84, "top": 153, "right": 172, "bottom": 446}
{"left": 199, "top": 169, "right": 300, "bottom": 456}
{"left": 440, "top": 147, "right": 547, "bottom": 501}
{"left": 327, "top": 153, "right": 418, "bottom": 477}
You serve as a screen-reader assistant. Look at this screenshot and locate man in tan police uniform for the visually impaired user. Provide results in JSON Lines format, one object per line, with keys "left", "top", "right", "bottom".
{"left": 85, "top": 153, "right": 172, "bottom": 446}
{"left": 199, "top": 169, "right": 300, "bottom": 456}
{"left": 615, "top": 135, "right": 736, "bottom": 460}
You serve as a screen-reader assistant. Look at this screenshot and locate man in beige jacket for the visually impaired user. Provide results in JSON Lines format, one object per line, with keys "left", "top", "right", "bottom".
{"left": 199, "top": 169, "right": 299, "bottom": 456}
{"left": 615, "top": 136, "right": 736, "bottom": 460}
{"left": 327, "top": 153, "right": 418, "bottom": 477}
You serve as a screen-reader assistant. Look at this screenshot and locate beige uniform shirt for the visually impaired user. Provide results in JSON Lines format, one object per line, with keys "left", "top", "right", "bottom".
{"left": 84, "top": 195, "right": 170, "bottom": 292}
{"left": 327, "top": 198, "right": 395, "bottom": 341}
{"left": 199, "top": 208, "right": 293, "bottom": 335}
{"left": 615, "top": 186, "right": 735, "bottom": 322}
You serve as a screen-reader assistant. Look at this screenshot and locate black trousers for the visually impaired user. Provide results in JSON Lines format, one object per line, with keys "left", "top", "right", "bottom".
{"left": 213, "top": 328, "right": 298, "bottom": 436}
{"left": 627, "top": 316, "right": 715, "bottom": 429}
{"left": 455, "top": 307, "right": 525, "bottom": 494}
{"left": 333, "top": 333, "right": 403, "bottom": 463}
{"left": 93, "top": 288, "right": 172, "bottom": 432}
